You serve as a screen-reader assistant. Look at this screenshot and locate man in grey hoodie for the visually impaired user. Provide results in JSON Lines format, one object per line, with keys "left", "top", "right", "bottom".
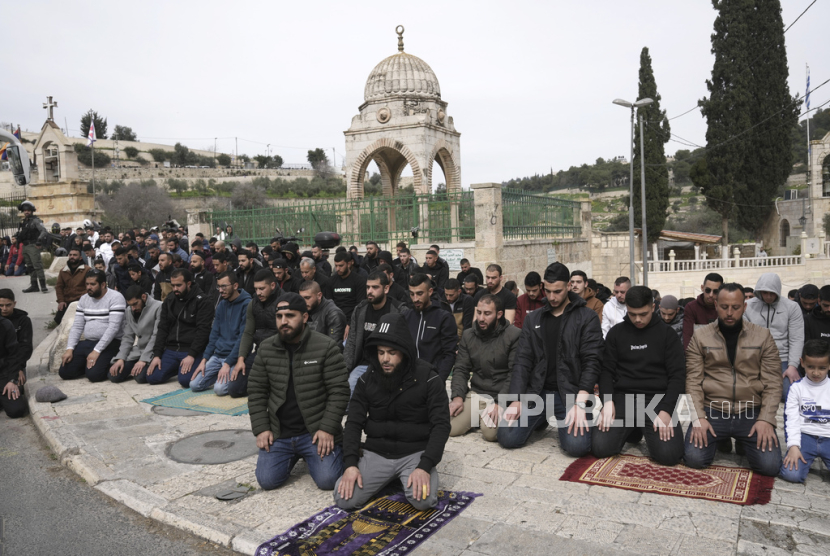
{"left": 744, "top": 273, "right": 804, "bottom": 402}
{"left": 108, "top": 285, "right": 163, "bottom": 383}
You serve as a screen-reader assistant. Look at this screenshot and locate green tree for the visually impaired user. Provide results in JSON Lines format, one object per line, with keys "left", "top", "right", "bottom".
{"left": 733, "top": 0, "right": 799, "bottom": 239}
{"left": 80, "top": 111, "right": 108, "bottom": 139}
{"left": 172, "top": 143, "right": 191, "bottom": 166}
{"left": 791, "top": 108, "right": 830, "bottom": 166}
{"left": 167, "top": 178, "right": 188, "bottom": 195}
{"left": 307, "top": 148, "right": 328, "bottom": 171}
{"left": 632, "top": 47, "right": 671, "bottom": 244}
{"left": 148, "top": 148, "right": 167, "bottom": 163}
{"left": 271, "top": 154, "right": 283, "bottom": 168}
{"left": 112, "top": 125, "right": 137, "bottom": 141}
{"left": 254, "top": 155, "right": 271, "bottom": 169}
{"left": 123, "top": 146, "right": 139, "bottom": 159}
{"left": 73, "top": 143, "right": 111, "bottom": 166}
{"left": 216, "top": 153, "right": 231, "bottom": 166}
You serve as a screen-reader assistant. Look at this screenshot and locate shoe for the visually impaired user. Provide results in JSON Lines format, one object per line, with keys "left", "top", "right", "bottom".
{"left": 22, "top": 285, "right": 39, "bottom": 293}
{"left": 41, "top": 286, "right": 48, "bottom": 293}
{"left": 717, "top": 439, "right": 733, "bottom": 454}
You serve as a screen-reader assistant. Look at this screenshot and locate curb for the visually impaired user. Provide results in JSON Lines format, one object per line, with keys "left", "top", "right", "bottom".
{"left": 26, "top": 375, "right": 264, "bottom": 555}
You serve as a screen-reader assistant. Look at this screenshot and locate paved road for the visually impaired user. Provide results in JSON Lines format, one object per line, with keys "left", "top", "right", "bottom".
{"left": 0, "top": 274, "right": 240, "bottom": 555}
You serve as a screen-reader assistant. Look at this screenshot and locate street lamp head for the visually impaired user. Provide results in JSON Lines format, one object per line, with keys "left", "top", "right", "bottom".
{"left": 634, "top": 98, "right": 654, "bottom": 108}
{"left": 613, "top": 99, "right": 633, "bottom": 108}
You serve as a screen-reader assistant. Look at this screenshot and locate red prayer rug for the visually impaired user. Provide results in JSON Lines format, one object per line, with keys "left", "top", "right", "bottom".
{"left": 560, "top": 455, "right": 774, "bottom": 505}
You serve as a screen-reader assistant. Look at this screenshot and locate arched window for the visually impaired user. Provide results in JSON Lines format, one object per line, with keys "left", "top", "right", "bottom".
{"left": 780, "top": 219, "right": 790, "bottom": 248}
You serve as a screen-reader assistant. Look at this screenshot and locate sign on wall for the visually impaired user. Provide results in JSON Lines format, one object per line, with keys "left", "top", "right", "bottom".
{"left": 806, "top": 238, "right": 820, "bottom": 255}
{"left": 442, "top": 249, "right": 464, "bottom": 271}
{"left": 547, "top": 247, "right": 557, "bottom": 266}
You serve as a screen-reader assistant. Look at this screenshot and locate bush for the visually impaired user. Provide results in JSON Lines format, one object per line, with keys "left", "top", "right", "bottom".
{"left": 123, "top": 146, "right": 139, "bottom": 159}
{"left": 217, "top": 153, "right": 231, "bottom": 166}
{"left": 97, "top": 182, "right": 182, "bottom": 228}
{"left": 148, "top": 149, "right": 167, "bottom": 163}
{"left": 74, "top": 143, "right": 111, "bottom": 167}
{"left": 167, "top": 178, "right": 189, "bottom": 195}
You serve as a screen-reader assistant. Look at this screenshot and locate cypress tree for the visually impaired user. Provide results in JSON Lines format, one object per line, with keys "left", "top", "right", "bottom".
{"left": 734, "top": 0, "right": 800, "bottom": 239}
{"left": 632, "top": 47, "right": 671, "bottom": 244}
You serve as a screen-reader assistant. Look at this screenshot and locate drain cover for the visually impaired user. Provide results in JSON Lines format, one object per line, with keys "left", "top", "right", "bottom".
{"left": 152, "top": 406, "right": 203, "bottom": 417}
{"left": 166, "top": 429, "right": 257, "bottom": 464}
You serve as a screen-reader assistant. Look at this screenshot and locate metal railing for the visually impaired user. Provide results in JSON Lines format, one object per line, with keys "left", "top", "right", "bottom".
{"left": 641, "top": 255, "right": 804, "bottom": 272}
{"left": 211, "top": 191, "right": 475, "bottom": 247}
{"left": 501, "top": 188, "right": 581, "bottom": 240}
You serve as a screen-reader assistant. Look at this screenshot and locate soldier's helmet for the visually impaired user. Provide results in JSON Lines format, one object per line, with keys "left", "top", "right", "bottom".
{"left": 17, "top": 200, "right": 36, "bottom": 212}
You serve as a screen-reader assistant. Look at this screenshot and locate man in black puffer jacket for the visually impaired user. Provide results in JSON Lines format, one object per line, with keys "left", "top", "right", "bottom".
{"left": 499, "top": 262, "right": 603, "bottom": 456}
{"left": 335, "top": 312, "right": 450, "bottom": 511}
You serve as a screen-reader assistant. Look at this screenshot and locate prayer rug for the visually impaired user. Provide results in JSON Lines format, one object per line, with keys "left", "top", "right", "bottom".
{"left": 141, "top": 389, "right": 249, "bottom": 416}
{"left": 255, "top": 490, "right": 481, "bottom": 556}
{"left": 560, "top": 454, "right": 774, "bottom": 505}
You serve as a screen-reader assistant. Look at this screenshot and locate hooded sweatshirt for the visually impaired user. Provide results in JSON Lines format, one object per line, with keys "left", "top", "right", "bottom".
{"left": 203, "top": 289, "right": 252, "bottom": 365}
{"left": 805, "top": 305, "right": 830, "bottom": 343}
{"left": 344, "top": 312, "right": 451, "bottom": 472}
{"left": 744, "top": 273, "right": 804, "bottom": 368}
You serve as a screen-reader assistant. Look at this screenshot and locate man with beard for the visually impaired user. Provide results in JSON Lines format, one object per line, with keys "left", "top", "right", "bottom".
{"left": 58, "top": 269, "right": 126, "bottom": 383}
{"left": 514, "top": 271, "right": 545, "bottom": 330}
{"left": 379, "top": 263, "right": 412, "bottom": 309}
{"left": 345, "top": 271, "right": 409, "bottom": 393}
{"left": 473, "top": 264, "right": 517, "bottom": 325}
{"left": 233, "top": 270, "right": 282, "bottom": 398}
{"left": 360, "top": 241, "right": 380, "bottom": 274}
{"left": 144, "top": 245, "right": 161, "bottom": 277}
{"left": 330, "top": 251, "right": 367, "bottom": 324}
{"left": 311, "top": 244, "right": 332, "bottom": 277}
{"left": 271, "top": 259, "right": 302, "bottom": 293}
{"left": 404, "top": 273, "right": 457, "bottom": 381}
{"left": 146, "top": 269, "right": 214, "bottom": 387}
{"left": 248, "top": 293, "right": 349, "bottom": 491}
{"left": 658, "top": 295, "right": 684, "bottom": 340}
{"left": 682, "top": 272, "right": 724, "bottom": 349}
{"left": 300, "top": 280, "right": 346, "bottom": 347}
{"left": 335, "top": 312, "right": 451, "bottom": 511}
{"left": 190, "top": 271, "right": 251, "bottom": 395}
{"left": 449, "top": 294, "right": 521, "bottom": 441}
{"left": 235, "top": 249, "right": 261, "bottom": 298}
{"left": 498, "top": 262, "right": 603, "bottom": 456}
{"left": 601, "top": 277, "right": 631, "bottom": 340}
{"left": 570, "top": 270, "right": 602, "bottom": 324}
{"left": 593, "top": 287, "right": 685, "bottom": 466}
{"left": 794, "top": 284, "right": 819, "bottom": 317}
{"left": 684, "top": 284, "right": 782, "bottom": 476}
{"left": 108, "top": 286, "right": 163, "bottom": 383}
{"left": 165, "top": 237, "right": 190, "bottom": 263}
{"left": 191, "top": 252, "right": 217, "bottom": 304}
{"left": 55, "top": 247, "right": 88, "bottom": 324}
{"left": 440, "top": 279, "right": 471, "bottom": 337}
{"left": 393, "top": 247, "right": 419, "bottom": 288}
{"left": 805, "top": 286, "right": 830, "bottom": 343}
{"left": 191, "top": 240, "right": 214, "bottom": 273}
{"left": 111, "top": 247, "right": 135, "bottom": 293}
{"left": 0, "top": 290, "right": 33, "bottom": 394}
{"left": 421, "top": 250, "right": 449, "bottom": 291}
{"left": 300, "top": 257, "right": 330, "bottom": 293}
{"left": 153, "top": 253, "right": 175, "bottom": 301}
{"left": 127, "top": 263, "right": 154, "bottom": 296}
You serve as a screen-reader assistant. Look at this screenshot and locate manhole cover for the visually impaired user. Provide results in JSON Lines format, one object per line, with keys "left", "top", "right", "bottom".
{"left": 152, "top": 406, "right": 203, "bottom": 417}
{"left": 166, "top": 430, "right": 257, "bottom": 465}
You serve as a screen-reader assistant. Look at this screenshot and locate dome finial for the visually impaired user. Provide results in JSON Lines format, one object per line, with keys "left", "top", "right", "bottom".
{"left": 396, "top": 25, "right": 405, "bottom": 52}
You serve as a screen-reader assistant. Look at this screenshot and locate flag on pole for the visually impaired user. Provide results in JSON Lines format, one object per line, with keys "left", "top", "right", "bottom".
{"left": 13, "top": 126, "right": 20, "bottom": 140}
{"left": 806, "top": 65, "right": 811, "bottom": 111}
{"left": 87, "top": 119, "right": 96, "bottom": 147}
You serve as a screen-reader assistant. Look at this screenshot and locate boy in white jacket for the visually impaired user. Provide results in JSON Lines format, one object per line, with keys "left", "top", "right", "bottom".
{"left": 780, "top": 339, "right": 830, "bottom": 483}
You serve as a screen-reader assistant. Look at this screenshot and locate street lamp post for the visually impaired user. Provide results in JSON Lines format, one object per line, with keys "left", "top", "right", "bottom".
{"left": 613, "top": 97, "right": 653, "bottom": 285}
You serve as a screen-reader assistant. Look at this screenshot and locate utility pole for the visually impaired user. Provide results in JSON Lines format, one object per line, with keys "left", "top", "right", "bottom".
{"left": 639, "top": 111, "right": 648, "bottom": 287}
{"left": 235, "top": 137, "right": 238, "bottom": 167}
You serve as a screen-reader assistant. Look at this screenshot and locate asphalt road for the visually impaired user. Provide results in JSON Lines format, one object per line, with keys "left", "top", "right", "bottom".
{"left": 0, "top": 275, "right": 241, "bottom": 555}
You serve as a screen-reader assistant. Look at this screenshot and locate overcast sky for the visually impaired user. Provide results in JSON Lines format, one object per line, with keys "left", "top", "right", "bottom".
{"left": 5, "top": 1, "right": 827, "bottom": 188}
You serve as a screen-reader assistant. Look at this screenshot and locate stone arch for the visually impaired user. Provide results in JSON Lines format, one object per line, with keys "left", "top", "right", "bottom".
{"left": 426, "top": 139, "right": 461, "bottom": 193}
{"left": 780, "top": 219, "right": 790, "bottom": 248}
{"left": 349, "top": 138, "right": 423, "bottom": 199}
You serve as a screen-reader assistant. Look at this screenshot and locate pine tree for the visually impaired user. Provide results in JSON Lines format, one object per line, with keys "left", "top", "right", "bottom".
{"left": 80, "top": 110, "right": 108, "bottom": 140}
{"left": 632, "top": 47, "right": 671, "bottom": 245}
{"left": 695, "top": 0, "right": 755, "bottom": 249}
{"left": 734, "top": 0, "right": 800, "bottom": 239}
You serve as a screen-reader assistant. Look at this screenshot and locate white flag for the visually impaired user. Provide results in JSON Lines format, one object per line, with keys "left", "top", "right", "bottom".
{"left": 87, "top": 119, "right": 96, "bottom": 147}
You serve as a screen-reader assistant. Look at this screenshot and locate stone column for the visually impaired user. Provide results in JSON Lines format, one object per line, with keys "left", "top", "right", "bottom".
{"left": 187, "top": 209, "right": 212, "bottom": 241}
{"left": 669, "top": 249, "right": 676, "bottom": 272}
{"left": 580, "top": 201, "right": 592, "bottom": 242}
{"left": 471, "top": 182, "right": 503, "bottom": 265}
{"left": 801, "top": 231, "right": 808, "bottom": 260}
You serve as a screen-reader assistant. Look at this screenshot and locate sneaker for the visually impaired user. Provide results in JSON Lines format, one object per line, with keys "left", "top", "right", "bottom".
{"left": 22, "top": 285, "right": 39, "bottom": 293}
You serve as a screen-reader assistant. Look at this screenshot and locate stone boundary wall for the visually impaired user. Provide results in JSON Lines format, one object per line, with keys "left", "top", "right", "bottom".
{"left": 500, "top": 238, "right": 591, "bottom": 286}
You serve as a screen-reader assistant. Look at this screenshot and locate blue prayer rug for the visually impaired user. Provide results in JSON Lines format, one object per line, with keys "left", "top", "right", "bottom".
{"left": 256, "top": 490, "right": 481, "bottom": 556}
{"left": 140, "top": 389, "right": 249, "bottom": 416}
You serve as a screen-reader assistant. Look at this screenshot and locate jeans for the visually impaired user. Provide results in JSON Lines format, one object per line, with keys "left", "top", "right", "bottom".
{"left": 59, "top": 339, "right": 122, "bottom": 383}
{"left": 255, "top": 433, "right": 343, "bottom": 491}
{"left": 348, "top": 364, "right": 369, "bottom": 394}
{"left": 146, "top": 350, "right": 201, "bottom": 387}
{"left": 591, "top": 393, "right": 684, "bottom": 466}
{"left": 189, "top": 355, "right": 225, "bottom": 393}
{"left": 683, "top": 408, "right": 782, "bottom": 476}
{"left": 225, "top": 352, "right": 255, "bottom": 398}
{"left": 108, "top": 359, "right": 150, "bottom": 383}
{"left": 5, "top": 264, "right": 24, "bottom": 277}
{"left": 496, "top": 389, "right": 593, "bottom": 457}
{"left": 779, "top": 434, "right": 830, "bottom": 483}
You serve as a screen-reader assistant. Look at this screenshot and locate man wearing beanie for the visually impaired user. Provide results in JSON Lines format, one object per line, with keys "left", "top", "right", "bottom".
{"left": 498, "top": 262, "right": 602, "bottom": 456}
{"left": 658, "top": 295, "right": 684, "bottom": 340}
{"left": 248, "top": 293, "right": 349, "bottom": 491}
{"left": 335, "top": 312, "right": 450, "bottom": 511}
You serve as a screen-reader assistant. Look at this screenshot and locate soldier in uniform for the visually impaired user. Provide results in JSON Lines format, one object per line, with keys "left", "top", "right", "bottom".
{"left": 17, "top": 201, "right": 50, "bottom": 293}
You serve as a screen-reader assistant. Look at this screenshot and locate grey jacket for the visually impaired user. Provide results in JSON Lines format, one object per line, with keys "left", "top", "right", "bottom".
{"left": 744, "top": 273, "right": 804, "bottom": 368}
{"left": 307, "top": 297, "right": 347, "bottom": 349}
{"left": 344, "top": 297, "right": 408, "bottom": 370}
{"left": 450, "top": 319, "right": 522, "bottom": 401}
{"left": 114, "top": 297, "right": 163, "bottom": 362}
{"left": 663, "top": 307, "right": 684, "bottom": 340}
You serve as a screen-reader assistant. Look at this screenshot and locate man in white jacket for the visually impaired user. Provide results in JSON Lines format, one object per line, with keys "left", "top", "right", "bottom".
{"left": 743, "top": 272, "right": 804, "bottom": 402}
{"left": 601, "top": 277, "right": 630, "bottom": 339}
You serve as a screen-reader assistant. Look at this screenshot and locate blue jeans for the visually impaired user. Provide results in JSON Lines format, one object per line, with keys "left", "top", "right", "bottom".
{"left": 255, "top": 433, "right": 344, "bottom": 491}
{"left": 147, "top": 350, "right": 201, "bottom": 387}
{"left": 684, "top": 408, "right": 782, "bottom": 476}
{"left": 5, "top": 263, "right": 24, "bottom": 276}
{"left": 190, "top": 355, "right": 225, "bottom": 394}
{"left": 779, "top": 434, "right": 830, "bottom": 483}
{"left": 496, "top": 390, "right": 593, "bottom": 457}
{"left": 348, "top": 364, "right": 369, "bottom": 394}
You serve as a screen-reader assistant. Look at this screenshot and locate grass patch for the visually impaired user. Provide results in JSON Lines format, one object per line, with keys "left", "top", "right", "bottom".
{"left": 46, "top": 277, "right": 57, "bottom": 286}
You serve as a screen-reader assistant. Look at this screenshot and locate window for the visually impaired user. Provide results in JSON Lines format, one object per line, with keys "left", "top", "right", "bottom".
{"left": 780, "top": 219, "right": 790, "bottom": 248}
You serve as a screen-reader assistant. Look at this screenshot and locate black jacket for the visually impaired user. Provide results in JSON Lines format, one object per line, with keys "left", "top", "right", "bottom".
{"left": 0, "top": 317, "right": 21, "bottom": 387}
{"left": 403, "top": 299, "right": 458, "bottom": 380}
{"left": 344, "top": 297, "right": 409, "bottom": 370}
{"left": 152, "top": 265, "right": 173, "bottom": 301}
{"left": 236, "top": 263, "right": 261, "bottom": 298}
{"left": 193, "top": 270, "right": 217, "bottom": 305}
{"left": 508, "top": 292, "right": 603, "bottom": 398}
{"left": 456, "top": 267, "right": 483, "bottom": 286}
{"left": 345, "top": 312, "right": 450, "bottom": 472}
{"left": 308, "top": 297, "right": 347, "bottom": 348}
{"left": 6, "top": 308, "right": 33, "bottom": 374}
{"left": 599, "top": 314, "right": 686, "bottom": 415}
{"left": 152, "top": 285, "right": 215, "bottom": 358}
{"left": 387, "top": 280, "right": 412, "bottom": 308}
{"left": 131, "top": 273, "right": 155, "bottom": 297}
{"left": 422, "top": 260, "right": 449, "bottom": 290}
{"left": 805, "top": 306, "right": 830, "bottom": 342}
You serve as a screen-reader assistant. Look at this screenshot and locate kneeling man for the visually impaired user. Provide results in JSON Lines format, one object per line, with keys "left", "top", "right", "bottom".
{"left": 592, "top": 286, "right": 685, "bottom": 465}
{"left": 248, "top": 293, "right": 349, "bottom": 490}
{"left": 335, "top": 312, "right": 450, "bottom": 510}
{"left": 684, "top": 283, "right": 782, "bottom": 475}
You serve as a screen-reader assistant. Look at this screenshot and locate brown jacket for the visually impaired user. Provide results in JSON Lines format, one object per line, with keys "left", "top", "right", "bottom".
{"left": 584, "top": 293, "right": 603, "bottom": 323}
{"left": 55, "top": 263, "right": 88, "bottom": 305}
{"left": 685, "top": 320, "right": 781, "bottom": 426}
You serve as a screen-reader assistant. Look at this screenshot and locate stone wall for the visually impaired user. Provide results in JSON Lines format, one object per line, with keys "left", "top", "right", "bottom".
{"left": 499, "top": 238, "right": 591, "bottom": 285}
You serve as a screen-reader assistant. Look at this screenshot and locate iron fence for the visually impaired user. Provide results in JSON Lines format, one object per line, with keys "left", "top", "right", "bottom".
{"left": 501, "top": 188, "right": 582, "bottom": 240}
{"left": 0, "top": 191, "right": 26, "bottom": 239}
{"left": 211, "top": 191, "right": 475, "bottom": 247}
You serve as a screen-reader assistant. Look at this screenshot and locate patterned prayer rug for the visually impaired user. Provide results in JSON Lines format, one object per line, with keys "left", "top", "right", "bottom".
{"left": 141, "top": 389, "right": 249, "bottom": 416}
{"left": 255, "top": 490, "right": 480, "bottom": 556}
{"left": 560, "top": 454, "right": 774, "bottom": 505}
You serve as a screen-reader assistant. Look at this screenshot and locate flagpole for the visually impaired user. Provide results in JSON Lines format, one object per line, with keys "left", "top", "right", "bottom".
{"left": 806, "top": 63, "right": 811, "bottom": 194}
{"left": 91, "top": 139, "right": 95, "bottom": 205}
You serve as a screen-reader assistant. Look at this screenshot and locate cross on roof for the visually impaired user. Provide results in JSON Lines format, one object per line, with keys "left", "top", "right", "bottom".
{"left": 43, "top": 96, "right": 58, "bottom": 121}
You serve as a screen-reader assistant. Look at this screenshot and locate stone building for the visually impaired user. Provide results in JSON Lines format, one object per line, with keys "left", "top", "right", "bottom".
{"left": 343, "top": 26, "right": 461, "bottom": 199}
